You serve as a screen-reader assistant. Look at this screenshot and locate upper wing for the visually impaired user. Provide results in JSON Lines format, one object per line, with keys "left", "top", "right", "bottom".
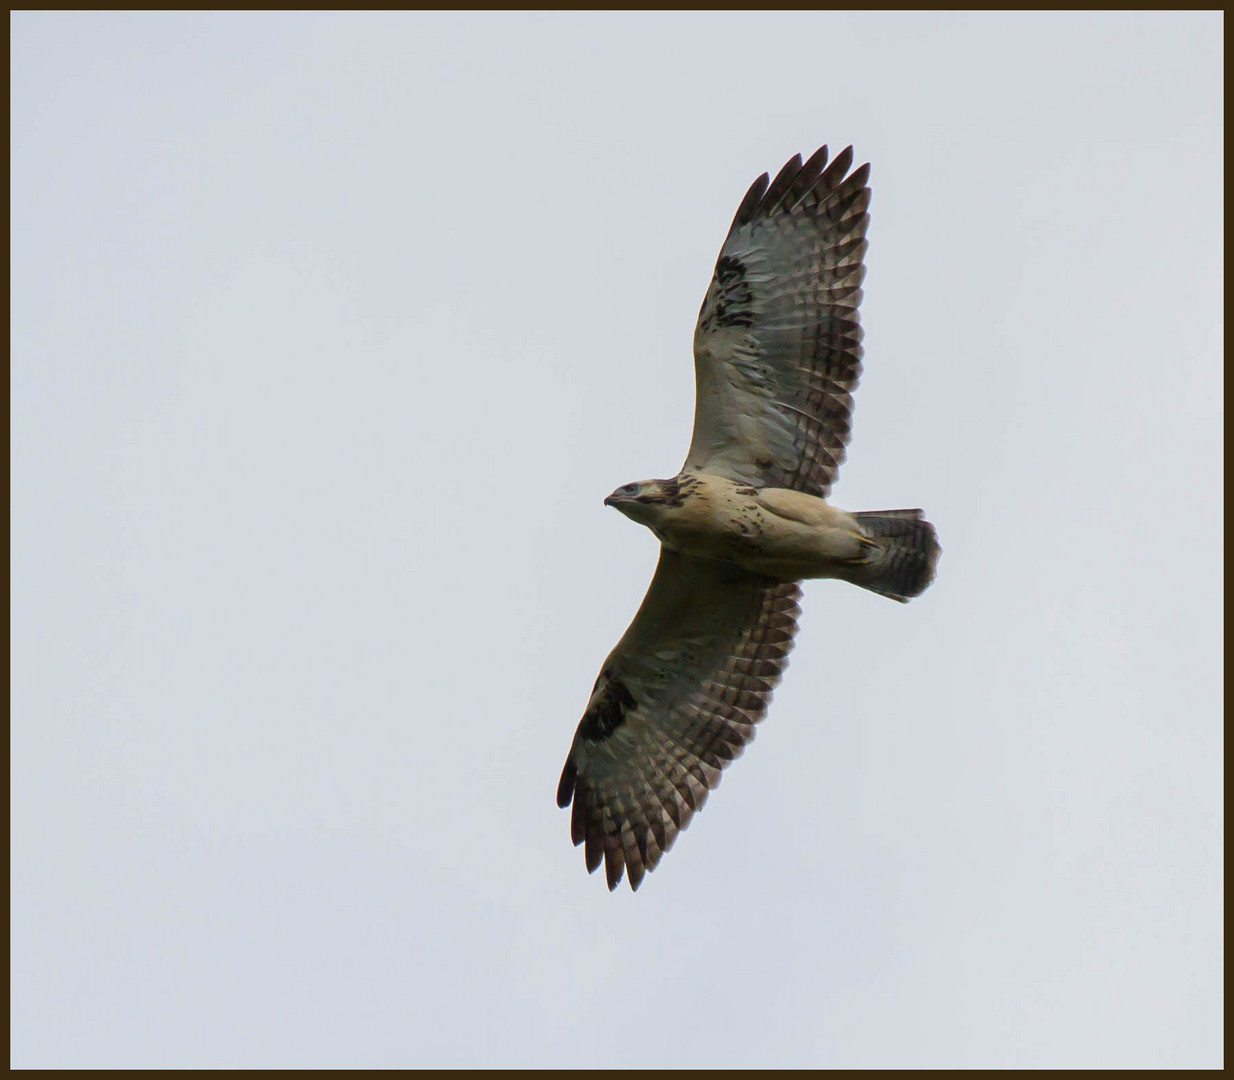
{"left": 685, "top": 146, "right": 870, "bottom": 498}
{"left": 556, "top": 549, "right": 802, "bottom": 891}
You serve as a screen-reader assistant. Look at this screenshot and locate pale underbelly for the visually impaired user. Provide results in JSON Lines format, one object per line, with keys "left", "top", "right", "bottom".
{"left": 657, "top": 515, "right": 860, "bottom": 582}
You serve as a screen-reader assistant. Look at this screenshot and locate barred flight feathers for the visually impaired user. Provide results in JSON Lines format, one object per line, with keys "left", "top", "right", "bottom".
{"left": 687, "top": 145, "right": 870, "bottom": 500}
{"left": 556, "top": 551, "right": 801, "bottom": 891}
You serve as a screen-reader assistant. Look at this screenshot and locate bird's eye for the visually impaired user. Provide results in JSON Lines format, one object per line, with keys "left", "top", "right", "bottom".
{"left": 624, "top": 483, "right": 640, "bottom": 495}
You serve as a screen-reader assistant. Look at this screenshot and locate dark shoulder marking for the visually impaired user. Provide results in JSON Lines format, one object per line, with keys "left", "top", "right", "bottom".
{"left": 702, "top": 255, "right": 756, "bottom": 332}
{"left": 577, "top": 670, "right": 637, "bottom": 742}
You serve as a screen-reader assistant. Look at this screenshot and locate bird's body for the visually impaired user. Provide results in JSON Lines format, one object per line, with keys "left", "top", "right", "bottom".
{"left": 557, "top": 146, "right": 941, "bottom": 890}
{"left": 607, "top": 472, "right": 870, "bottom": 583}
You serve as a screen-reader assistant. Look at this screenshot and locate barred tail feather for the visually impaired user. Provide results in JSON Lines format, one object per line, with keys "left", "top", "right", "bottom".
{"left": 850, "top": 509, "right": 940, "bottom": 602}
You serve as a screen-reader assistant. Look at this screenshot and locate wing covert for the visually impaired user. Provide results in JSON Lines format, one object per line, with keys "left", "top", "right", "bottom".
{"left": 557, "top": 550, "right": 802, "bottom": 891}
{"left": 685, "top": 145, "right": 870, "bottom": 498}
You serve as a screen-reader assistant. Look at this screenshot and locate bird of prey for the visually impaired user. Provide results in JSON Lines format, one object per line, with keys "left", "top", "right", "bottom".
{"left": 557, "top": 146, "right": 940, "bottom": 891}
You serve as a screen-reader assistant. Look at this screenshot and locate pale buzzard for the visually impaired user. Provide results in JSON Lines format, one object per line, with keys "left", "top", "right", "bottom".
{"left": 557, "top": 146, "right": 940, "bottom": 890}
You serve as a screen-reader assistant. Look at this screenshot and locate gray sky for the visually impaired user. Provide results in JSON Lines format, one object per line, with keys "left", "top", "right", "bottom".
{"left": 11, "top": 12, "right": 1223, "bottom": 1068}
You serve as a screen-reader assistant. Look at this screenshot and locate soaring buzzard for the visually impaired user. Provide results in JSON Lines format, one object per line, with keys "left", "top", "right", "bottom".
{"left": 557, "top": 146, "right": 940, "bottom": 891}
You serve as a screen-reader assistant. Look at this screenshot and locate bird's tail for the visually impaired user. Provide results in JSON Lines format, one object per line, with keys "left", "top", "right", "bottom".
{"left": 846, "top": 509, "right": 940, "bottom": 602}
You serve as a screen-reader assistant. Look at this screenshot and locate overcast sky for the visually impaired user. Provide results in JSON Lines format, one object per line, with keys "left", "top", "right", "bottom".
{"left": 11, "top": 12, "right": 1223, "bottom": 1068}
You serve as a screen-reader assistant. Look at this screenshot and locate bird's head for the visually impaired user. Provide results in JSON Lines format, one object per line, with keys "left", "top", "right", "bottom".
{"left": 603, "top": 478, "right": 684, "bottom": 527}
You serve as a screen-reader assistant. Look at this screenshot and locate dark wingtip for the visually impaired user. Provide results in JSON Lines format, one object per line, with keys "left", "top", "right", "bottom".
{"left": 603, "top": 844, "right": 625, "bottom": 890}
{"left": 799, "top": 144, "right": 830, "bottom": 184}
{"left": 556, "top": 757, "right": 576, "bottom": 808}
{"left": 831, "top": 144, "right": 855, "bottom": 178}
{"left": 760, "top": 152, "right": 804, "bottom": 216}
{"left": 814, "top": 145, "right": 863, "bottom": 200}
{"left": 732, "top": 171, "right": 770, "bottom": 229}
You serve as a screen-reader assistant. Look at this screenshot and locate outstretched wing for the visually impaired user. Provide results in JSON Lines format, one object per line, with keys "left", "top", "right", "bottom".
{"left": 557, "top": 550, "right": 802, "bottom": 891}
{"left": 685, "top": 146, "right": 870, "bottom": 499}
